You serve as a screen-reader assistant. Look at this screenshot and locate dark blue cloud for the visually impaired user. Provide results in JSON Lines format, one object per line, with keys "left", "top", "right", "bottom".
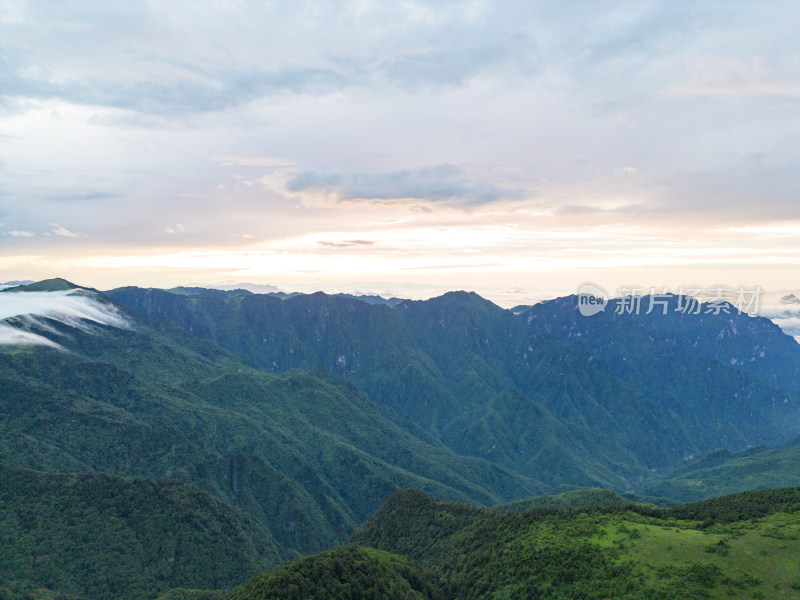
{"left": 2, "top": 0, "right": 797, "bottom": 122}
{"left": 0, "top": 53, "right": 346, "bottom": 115}
{"left": 0, "top": 2, "right": 547, "bottom": 116}
{"left": 287, "top": 165, "right": 523, "bottom": 206}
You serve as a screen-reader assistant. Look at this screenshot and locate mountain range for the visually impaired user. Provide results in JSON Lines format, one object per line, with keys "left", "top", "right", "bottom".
{"left": 1, "top": 278, "right": 799, "bottom": 599}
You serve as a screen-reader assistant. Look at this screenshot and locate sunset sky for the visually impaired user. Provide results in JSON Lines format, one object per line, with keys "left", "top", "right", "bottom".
{"left": 1, "top": 1, "right": 798, "bottom": 305}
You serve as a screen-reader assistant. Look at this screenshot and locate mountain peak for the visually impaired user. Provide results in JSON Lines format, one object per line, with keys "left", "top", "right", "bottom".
{"left": 1, "top": 278, "right": 81, "bottom": 292}
{"left": 413, "top": 290, "right": 498, "bottom": 310}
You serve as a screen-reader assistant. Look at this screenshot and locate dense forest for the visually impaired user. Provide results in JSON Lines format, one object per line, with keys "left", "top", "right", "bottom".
{"left": 349, "top": 488, "right": 800, "bottom": 600}
{"left": 0, "top": 464, "right": 276, "bottom": 599}
{"left": 157, "top": 488, "right": 800, "bottom": 600}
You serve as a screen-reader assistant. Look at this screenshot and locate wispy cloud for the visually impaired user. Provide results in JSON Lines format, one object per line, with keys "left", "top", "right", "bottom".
{"left": 758, "top": 301, "right": 800, "bottom": 342}
{"left": 557, "top": 203, "right": 645, "bottom": 216}
{"left": 213, "top": 154, "right": 297, "bottom": 169}
{"left": 614, "top": 166, "right": 638, "bottom": 176}
{"left": 0, "top": 289, "right": 129, "bottom": 347}
{"left": 668, "top": 82, "right": 800, "bottom": 98}
{"left": 52, "top": 225, "right": 80, "bottom": 237}
{"left": 666, "top": 55, "right": 800, "bottom": 98}
{"left": 0, "top": 326, "right": 62, "bottom": 348}
{"left": 317, "top": 239, "right": 376, "bottom": 248}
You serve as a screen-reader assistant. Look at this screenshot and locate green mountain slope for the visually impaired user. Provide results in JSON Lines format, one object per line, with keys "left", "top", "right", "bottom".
{"left": 222, "top": 546, "right": 446, "bottom": 600}
{"left": 0, "top": 294, "right": 542, "bottom": 562}
{"left": 0, "top": 464, "right": 277, "bottom": 600}
{"left": 351, "top": 487, "right": 800, "bottom": 599}
{"left": 526, "top": 294, "right": 800, "bottom": 390}
{"left": 103, "top": 288, "right": 646, "bottom": 488}
{"left": 106, "top": 286, "right": 800, "bottom": 492}
{"left": 637, "top": 439, "right": 800, "bottom": 502}
{"left": 495, "top": 488, "right": 640, "bottom": 512}
{"left": 521, "top": 295, "right": 800, "bottom": 464}
{"left": 107, "top": 287, "right": 640, "bottom": 489}
{"left": 393, "top": 293, "right": 648, "bottom": 484}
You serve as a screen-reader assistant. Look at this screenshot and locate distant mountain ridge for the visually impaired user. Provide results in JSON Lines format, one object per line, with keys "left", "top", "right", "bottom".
{"left": 0, "top": 279, "right": 35, "bottom": 288}
{"left": 106, "top": 285, "right": 800, "bottom": 483}
{"left": 166, "top": 284, "right": 405, "bottom": 306}
{"left": 637, "top": 437, "right": 800, "bottom": 501}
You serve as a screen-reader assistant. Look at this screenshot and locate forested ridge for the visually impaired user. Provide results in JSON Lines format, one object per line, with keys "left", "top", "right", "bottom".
{"left": 348, "top": 488, "right": 800, "bottom": 600}
{"left": 158, "top": 488, "right": 800, "bottom": 600}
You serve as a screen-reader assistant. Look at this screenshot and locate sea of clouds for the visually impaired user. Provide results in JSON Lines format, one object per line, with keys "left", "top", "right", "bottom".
{"left": 0, "top": 290, "right": 129, "bottom": 347}
{"left": 758, "top": 305, "right": 800, "bottom": 342}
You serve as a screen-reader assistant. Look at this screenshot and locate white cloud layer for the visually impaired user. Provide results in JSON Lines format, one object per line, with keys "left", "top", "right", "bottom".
{"left": 0, "top": 289, "right": 129, "bottom": 347}
{"left": 758, "top": 303, "right": 800, "bottom": 343}
{"left": 0, "top": 1, "right": 797, "bottom": 296}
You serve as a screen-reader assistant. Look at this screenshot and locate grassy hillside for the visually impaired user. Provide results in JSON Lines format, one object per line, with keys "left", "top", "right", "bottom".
{"left": 637, "top": 440, "right": 800, "bottom": 502}
{"left": 351, "top": 487, "right": 800, "bottom": 599}
{"left": 158, "top": 487, "right": 800, "bottom": 600}
{"left": 495, "top": 488, "right": 647, "bottom": 512}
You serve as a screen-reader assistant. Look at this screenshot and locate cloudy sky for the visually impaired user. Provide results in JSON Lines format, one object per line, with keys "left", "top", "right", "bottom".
{"left": 1, "top": 0, "right": 798, "bottom": 304}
